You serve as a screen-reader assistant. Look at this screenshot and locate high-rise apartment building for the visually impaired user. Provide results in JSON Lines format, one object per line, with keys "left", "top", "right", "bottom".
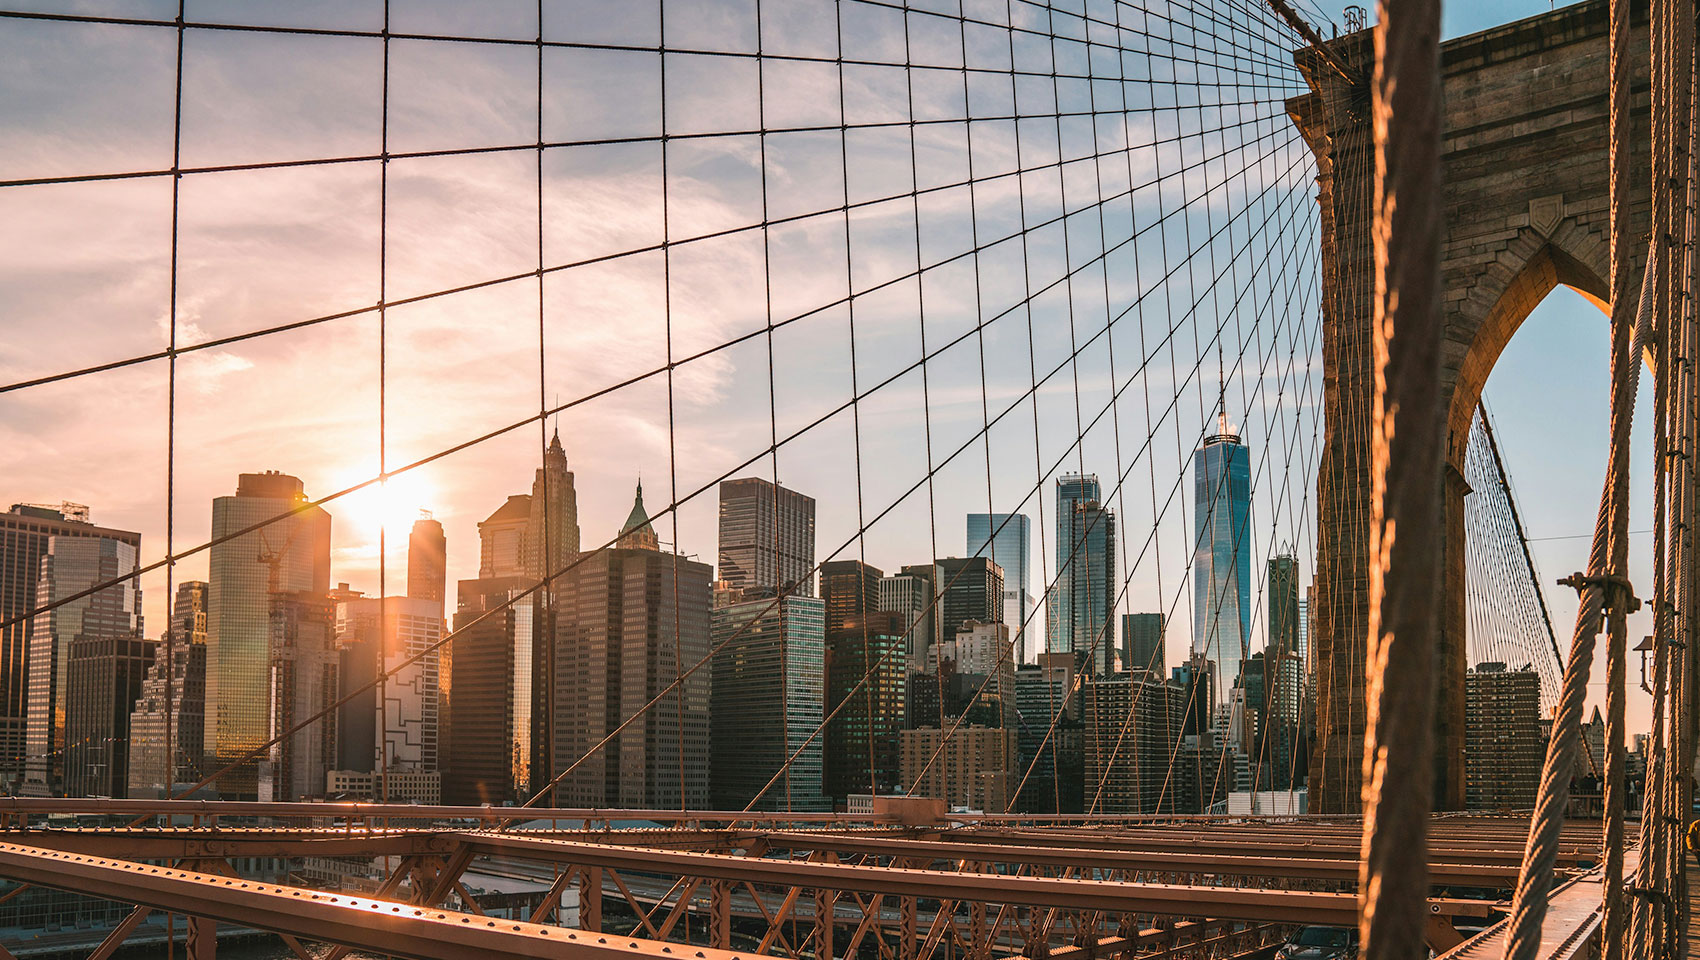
{"left": 935, "top": 556, "right": 1005, "bottom": 645}
{"left": 967, "top": 513, "right": 1033, "bottom": 662}
{"left": 719, "top": 477, "right": 816, "bottom": 598}
{"left": 1012, "top": 652, "right": 1083, "bottom": 813}
{"left": 941, "top": 620, "right": 1011, "bottom": 676}
{"left": 1192, "top": 425, "right": 1251, "bottom": 703}
{"left": 879, "top": 566, "right": 934, "bottom": 674}
{"left": 2, "top": 502, "right": 129, "bottom": 784}
{"left": 551, "top": 488, "right": 713, "bottom": 808}
{"left": 1464, "top": 662, "right": 1541, "bottom": 808}
{"left": 207, "top": 472, "right": 332, "bottom": 798}
{"left": 63, "top": 633, "right": 156, "bottom": 798}
{"left": 407, "top": 514, "right": 447, "bottom": 618}
{"left": 444, "top": 575, "right": 534, "bottom": 804}
{"left": 1121, "top": 612, "right": 1164, "bottom": 676}
{"left": 23, "top": 521, "right": 143, "bottom": 795}
{"left": 824, "top": 611, "right": 908, "bottom": 801}
{"left": 258, "top": 591, "right": 338, "bottom": 802}
{"left": 334, "top": 596, "right": 443, "bottom": 783}
{"left": 127, "top": 581, "right": 209, "bottom": 798}
{"left": 710, "top": 592, "right": 828, "bottom": 811}
{"left": 1083, "top": 673, "right": 1184, "bottom": 813}
{"left": 900, "top": 723, "right": 1016, "bottom": 812}
{"left": 1050, "top": 476, "right": 1116, "bottom": 675}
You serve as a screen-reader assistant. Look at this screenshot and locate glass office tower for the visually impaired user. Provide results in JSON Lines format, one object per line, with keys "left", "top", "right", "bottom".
{"left": 1191, "top": 427, "right": 1251, "bottom": 704}
{"left": 1050, "top": 476, "right": 1115, "bottom": 675}
{"left": 967, "top": 513, "right": 1033, "bottom": 662}
{"left": 207, "top": 472, "right": 332, "bottom": 799}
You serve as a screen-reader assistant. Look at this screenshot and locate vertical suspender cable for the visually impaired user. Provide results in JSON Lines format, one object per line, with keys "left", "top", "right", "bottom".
{"left": 1602, "top": 0, "right": 1636, "bottom": 945}
{"left": 1506, "top": 0, "right": 1655, "bottom": 953}
{"left": 1358, "top": 0, "right": 1444, "bottom": 957}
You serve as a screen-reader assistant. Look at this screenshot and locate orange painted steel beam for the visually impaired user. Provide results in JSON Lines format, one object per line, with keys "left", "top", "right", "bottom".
{"left": 0, "top": 797, "right": 894, "bottom": 824}
{"left": 0, "top": 842, "right": 782, "bottom": 960}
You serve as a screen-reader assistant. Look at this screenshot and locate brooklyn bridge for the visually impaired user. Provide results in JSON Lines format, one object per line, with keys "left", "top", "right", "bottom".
{"left": 0, "top": 0, "right": 1691, "bottom": 958}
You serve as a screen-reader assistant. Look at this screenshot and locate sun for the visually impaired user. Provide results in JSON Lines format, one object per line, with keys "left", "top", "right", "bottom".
{"left": 340, "top": 471, "right": 438, "bottom": 542}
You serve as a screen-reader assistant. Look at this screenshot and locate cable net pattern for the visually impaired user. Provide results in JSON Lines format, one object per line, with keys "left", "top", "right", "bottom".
{"left": 1464, "top": 406, "right": 1564, "bottom": 712}
{"left": 0, "top": 0, "right": 1334, "bottom": 811}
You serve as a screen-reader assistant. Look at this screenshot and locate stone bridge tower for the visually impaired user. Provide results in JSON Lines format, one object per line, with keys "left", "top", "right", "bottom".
{"left": 1289, "top": 0, "right": 1649, "bottom": 812}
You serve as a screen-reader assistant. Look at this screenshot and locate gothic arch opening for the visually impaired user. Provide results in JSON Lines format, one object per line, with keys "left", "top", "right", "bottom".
{"left": 1446, "top": 242, "right": 1610, "bottom": 470}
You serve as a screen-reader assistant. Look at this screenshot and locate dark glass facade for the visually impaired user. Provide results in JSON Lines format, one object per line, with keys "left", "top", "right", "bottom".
{"left": 1121, "top": 612, "right": 1164, "bottom": 676}
{"left": 718, "top": 477, "right": 817, "bottom": 598}
{"left": 824, "top": 611, "right": 907, "bottom": 801}
{"left": 710, "top": 593, "right": 827, "bottom": 811}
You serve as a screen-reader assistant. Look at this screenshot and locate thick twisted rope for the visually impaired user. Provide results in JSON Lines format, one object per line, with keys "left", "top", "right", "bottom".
{"left": 1501, "top": 73, "right": 1658, "bottom": 960}
{"left": 1601, "top": 0, "right": 1636, "bottom": 949}
{"left": 1357, "top": 0, "right": 1443, "bottom": 956}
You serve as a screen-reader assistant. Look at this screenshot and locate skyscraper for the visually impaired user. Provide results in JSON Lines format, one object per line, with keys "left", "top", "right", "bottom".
{"left": 1464, "top": 663, "right": 1541, "bottom": 808}
{"left": 1051, "top": 476, "right": 1116, "bottom": 675}
{"left": 550, "top": 521, "right": 713, "bottom": 808}
{"left": 478, "top": 496, "right": 531, "bottom": 579}
{"left": 2, "top": 502, "right": 118, "bottom": 784}
{"left": 444, "top": 574, "right": 534, "bottom": 804}
{"left": 719, "top": 477, "right": 817, "bottom": 598}
{"left": 1265, "top": 555, "right": 1302, "bottom": 725}
{"left": 127, "top": 580, "right": 208, "bottom": 798}
{"left": 63, "top": 632, "right": 155, "bottom": 798}
{"left": 525, "top": 429, "right": 581, "bottom": 589}
{"left": 967, "top": 513, "right": 1033, "bottom": 662}
{"left": 879, "top": 566, "right": 935, "bottom": 674}
{"left": 1192, "top": 423, "right": 1251, "bottom": 702}
{"left": 1083, "top": 672, "right": 1183, "bottom": 813}
{"left": 23, "top": 522, "right": 143, "bottom": 795}
{"left": 1012, "top": 652, "right": 1083, "bottom": 813}
{"left": 334, "top": 596, "right": 444, "bottom": 785}
{"left": 935, "top": 556, "right": 1004, "bottom": 643}
{"left": 824, "top": 611, "right": 908, "bottom": 800}
{"left": 819, "top": 560, "right": 884, "bottom": 637}
{"left": 1121, "top": 612, "right": 1164, "bottom": 676}
{"left": 710, "top": 592, "right": 828, "bottom": 811}
{"left": 1049, "top": 475, "right": 1098, "bottom": 655}
{"left": 616, "top": 481, "right": 659, "bottom": 551}
{"left": 258, "top": 591, "right": 338, "bottom": 802}
{"left": 207, "top": 472, "right": 332, "bottom": 799}
{"left": 407, "top": 513, "right": 446, "bottom": 618}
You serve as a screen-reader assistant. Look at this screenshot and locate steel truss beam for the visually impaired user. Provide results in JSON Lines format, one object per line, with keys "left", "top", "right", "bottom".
{"left": 451, "top": 832, "right": 1499, "bottom": 926}
{"left": 0, "top": 842, "right": 776, "bottom": 960}
{"left": 753, "top": 832, "right": 1527, "bottom": 886}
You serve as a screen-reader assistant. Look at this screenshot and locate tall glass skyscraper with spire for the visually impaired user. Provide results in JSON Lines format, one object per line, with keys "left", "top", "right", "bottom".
{"left": 1191, "top": 420, "right": 1252, "bottom": 706}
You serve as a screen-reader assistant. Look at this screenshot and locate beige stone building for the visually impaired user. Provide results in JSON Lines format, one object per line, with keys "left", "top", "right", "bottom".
{"left": 900, "top": 724, "right": 1016, "bottom": 813}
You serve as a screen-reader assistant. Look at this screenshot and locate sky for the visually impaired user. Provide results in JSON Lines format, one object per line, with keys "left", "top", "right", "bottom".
{"left": 0, "top": 0, "right": 1657, "bottom": 740}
